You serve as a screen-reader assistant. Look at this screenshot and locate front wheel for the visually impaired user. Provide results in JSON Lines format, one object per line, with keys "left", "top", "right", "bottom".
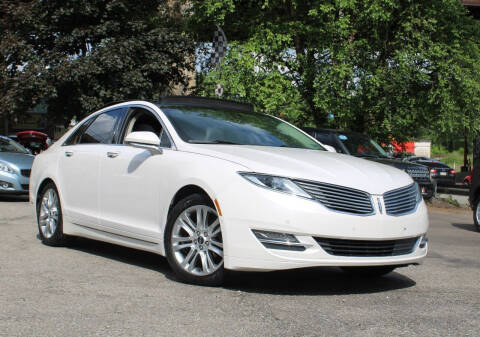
{"left": 165, "top": 194, "right": 224, "bottom": 286}
{"left": 341, "top": 266, "right": 397, "bottom": 277}
{"left": 474, "top": 198, "right": 480, "bottom": 232}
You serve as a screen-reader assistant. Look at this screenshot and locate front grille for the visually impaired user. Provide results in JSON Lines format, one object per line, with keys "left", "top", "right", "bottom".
{"left": 21, "top": 184, "right": 29, "bottom": 191}
{"left": 405, "top": 168, "right": 430, "bottom": 182}
{"left": 293, "top": 179, "right": 374, "bottom": 215}
{"left": 314, "top": 236, "right": 419, "bottom": 257}
{"left": 21, "top": 169, "right": 31, "bottom": 177}
{"left": 383, "top": 184, "right": 418, "bottom": 216}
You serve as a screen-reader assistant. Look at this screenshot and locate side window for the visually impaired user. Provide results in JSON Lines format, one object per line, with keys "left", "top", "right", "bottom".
{"left": 79, "top": 109, "right": 124, "bottom": 144}
{"left": 122, "top": 108, "right": 172, "bottom": 148}
{"left": 64, "top": 118, "right": 95, "bottom": 146}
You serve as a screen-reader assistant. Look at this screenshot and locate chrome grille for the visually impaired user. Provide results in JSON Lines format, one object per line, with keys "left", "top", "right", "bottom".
{"left": 314, "top": 236, "right": 419, "bottom": 257}
{"left": 293, "top": 180, "right": 374, "bottom": 215}
{"left": 405, "top": 167, "right": 430, "bottom": 181}
{"left": 383, "top": 184, "right": 418, "bottom": 216}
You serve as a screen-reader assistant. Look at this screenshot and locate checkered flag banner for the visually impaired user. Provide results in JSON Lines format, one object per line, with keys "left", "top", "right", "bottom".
{"left": 211, "top": 25, "right": 227, "bottom": 68}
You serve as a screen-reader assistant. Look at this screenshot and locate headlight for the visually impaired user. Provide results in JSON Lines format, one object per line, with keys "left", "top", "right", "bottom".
{"left": 0, "top": 161, "right": 14, "bottom": 174}
{"left": 239, "top": 172, "right": 312, "bottom": 198}
{"left": 414, "top": 182, "right": 422, "bottom": 203}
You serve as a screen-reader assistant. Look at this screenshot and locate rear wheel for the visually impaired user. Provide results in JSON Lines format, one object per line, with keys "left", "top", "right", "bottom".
{"left": 37, "top": 182, "right": 68, "bottom": 246}
{"left": 165, "top": 194, "right": 224, "bottom": 286}
{"left": 341, "top": 266, "right": 397, "bottom": 277}
{"left": 474, "top": 198, "right": 480, "bottom": 232}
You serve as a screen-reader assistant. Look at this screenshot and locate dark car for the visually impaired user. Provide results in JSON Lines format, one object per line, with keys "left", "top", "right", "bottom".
{"left": 470, "top": 137, "right": 479, "bottom": 232}
{"left": 304, "top": 128, "right": 435, "bottom": 199}
{"left": 406, "top": 158, "right": 456, "bottom": 187}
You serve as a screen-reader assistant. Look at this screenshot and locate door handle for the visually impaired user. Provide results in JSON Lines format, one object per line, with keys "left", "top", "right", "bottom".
{"left": 107, "top": 152, "right": 119, "bottom": 158}
{"left": 65, "top": 151, "right": 73, "bottom": 157}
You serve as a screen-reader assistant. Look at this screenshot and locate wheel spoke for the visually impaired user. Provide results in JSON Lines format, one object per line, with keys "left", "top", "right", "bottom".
{"left": 206, "top": 251, "right": 217, "bottom": 268}
{"left": 196, "top": 207, "right": 205, "bottom": 230}
{"left": 199, "top": 251, "right": 211, "bottom": 273}
{"left": 186, "top": 251, "right": 199, "bottom": 272}
{"left": 180, "top": 214, "right": 196, "bottom": 234}
{"left": 173, "top": 242, "right": 194, "bottom": 251}
{"left": 208, "top": 245, "right": 223, "bottom": 257}
{"left": 211, "top": 239, "right": 223, "bottom": 248}
{"left": 172, "top": 235, "right": 193, "bottom": 243}
{"left": 208, "top": 219, "right": 219, "bottom": 234}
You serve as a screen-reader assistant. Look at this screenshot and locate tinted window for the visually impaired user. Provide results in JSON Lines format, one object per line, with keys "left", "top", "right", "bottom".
{"left": 161, "top": 106, "right": 324, "bottom": 150}
{"left": 78, "top": 109, "right": 124, "bottom": 144}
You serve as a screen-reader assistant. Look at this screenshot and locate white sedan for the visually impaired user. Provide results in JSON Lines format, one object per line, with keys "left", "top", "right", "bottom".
{"left": 30, "top": 98, "right": 429, "bottom": 286}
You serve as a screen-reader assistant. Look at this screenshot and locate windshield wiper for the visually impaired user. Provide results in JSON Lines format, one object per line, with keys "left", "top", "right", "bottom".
{"left": 187, "top": 140, "right": 244, "bottom": 145}
{"left": 353, "top": 153, "right": 379, "bottom": 158}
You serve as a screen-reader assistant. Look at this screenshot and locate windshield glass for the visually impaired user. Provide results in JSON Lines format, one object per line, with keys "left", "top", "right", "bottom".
{"left": 0, "top": 137, "right": 29, "bottom": 154}
{"left": 160, "top": 106, "right": 324, "bottom": 150}
{"left": 338, "top": 133, "right": 389, "bottom": 158}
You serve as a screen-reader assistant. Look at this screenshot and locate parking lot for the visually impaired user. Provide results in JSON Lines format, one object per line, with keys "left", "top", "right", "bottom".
{"left": 0, "top": 196, "right": 479, "bottom": 337}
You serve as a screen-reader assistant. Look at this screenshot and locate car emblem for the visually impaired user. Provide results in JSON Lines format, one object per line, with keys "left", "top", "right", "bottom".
{"left": 377, "top": 197, "right": 383, "bottom": 214}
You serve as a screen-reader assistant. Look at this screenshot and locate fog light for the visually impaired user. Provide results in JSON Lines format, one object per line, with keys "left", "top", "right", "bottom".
{"left": 252, "top": 230, "right": 309, "bottom": 251}
{"left": 419, "top": 235, "right": 428, "bottom": 248}
{"left": 0, "top": 180, "right": 13, "bottom": 189}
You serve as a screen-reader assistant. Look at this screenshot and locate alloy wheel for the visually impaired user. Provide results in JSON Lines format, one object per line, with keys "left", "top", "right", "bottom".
{"left": 171, "top": 205, "right": 223, "bottom": 276}
{"left": 39, "top": 188, "right": 59, "bottom": 239}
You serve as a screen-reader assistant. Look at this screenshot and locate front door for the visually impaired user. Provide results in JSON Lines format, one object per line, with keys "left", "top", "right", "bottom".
{"left": 98, "top": 106, "right": 173, "bottom": 240}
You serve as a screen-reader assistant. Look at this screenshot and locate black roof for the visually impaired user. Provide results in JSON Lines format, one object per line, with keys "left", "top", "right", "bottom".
{"left": 156, "top": 96, "right": 254, "bottom": 113}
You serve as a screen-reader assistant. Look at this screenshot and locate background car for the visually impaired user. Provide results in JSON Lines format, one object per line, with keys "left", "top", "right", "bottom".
{"left": 303, "top": 128, "right": 435, "bottom": 199}
{"left": 406, "top": 158, "right": 456, "bottom": 187}
{"left": 16, "top": 131, "right": 51, "bottom": 155}
{"left": 0, "top": 135, "right": 34, "bottom": 195}
{"left": 31, "top": 98, "right": 429, "bottom": 286}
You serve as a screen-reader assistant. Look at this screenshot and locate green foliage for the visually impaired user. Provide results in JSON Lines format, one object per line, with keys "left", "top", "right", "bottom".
{"left": 191, "top": 0, "right": 480, "bottom": 143}
{"left": 1, "top": 0, "right": 194, "bottom": 125}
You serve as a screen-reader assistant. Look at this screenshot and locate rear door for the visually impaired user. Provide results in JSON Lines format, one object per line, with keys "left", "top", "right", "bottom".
{"left": 58, "top": 108, "right": 125, "bottom": 227}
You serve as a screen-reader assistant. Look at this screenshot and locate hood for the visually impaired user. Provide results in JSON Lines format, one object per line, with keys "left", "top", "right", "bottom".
{"left": 0, "top": 152, "right": 34, "bottom": 170}
{"left": 184, "top": 145, "right": 413, "bottom": 195}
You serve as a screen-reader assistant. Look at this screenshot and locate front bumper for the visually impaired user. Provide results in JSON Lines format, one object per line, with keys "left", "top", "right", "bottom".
{"left": 219, "top": 180, "right": 429, "bottom": 271}
{"left": 0, "top": 171, "right": 30, "bottom": 195}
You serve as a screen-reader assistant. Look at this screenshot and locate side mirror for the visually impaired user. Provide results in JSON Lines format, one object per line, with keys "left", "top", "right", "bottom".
{"left": 125, "top": 131, "right": 162, "bottom": 153}
{"left": 322, "top": 144, "right": 337, "bottom": 153}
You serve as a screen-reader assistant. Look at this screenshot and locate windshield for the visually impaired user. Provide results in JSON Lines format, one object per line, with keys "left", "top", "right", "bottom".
{"left": 0, "top": 137, "right": 29, "bottom": 154}
{"left": 338, "top": 133, "right": 389, "bottom": 158}
{"left": 160, "top": 106, "right": 324, "bottom": 150}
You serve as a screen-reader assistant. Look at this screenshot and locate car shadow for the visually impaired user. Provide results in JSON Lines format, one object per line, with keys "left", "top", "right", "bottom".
{"left": 224, "top": 268, "right": 416, "bottom": 296}
{"left": 66, "top": 237, "right": 173, "bottom": 275}
{"left": 452, "top": 223, "right": 478, "bottom": 233}
{"left": 61, "top": 237, "right": 416, "bottom": 295}
{"left": 0, "top": 195, "right": 29, "bottom": 202}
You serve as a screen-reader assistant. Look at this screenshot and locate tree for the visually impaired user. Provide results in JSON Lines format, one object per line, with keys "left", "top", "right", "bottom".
{"left": 190, "top": 0, "right": 480, "bottom": 144}
{"left": 0, "top": 0, "right": 194, "bottom": 130}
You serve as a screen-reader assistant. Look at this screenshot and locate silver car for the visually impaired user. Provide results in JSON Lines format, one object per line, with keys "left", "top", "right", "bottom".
{"left": 0, "top": 136, "right": 34, "bottom": 195}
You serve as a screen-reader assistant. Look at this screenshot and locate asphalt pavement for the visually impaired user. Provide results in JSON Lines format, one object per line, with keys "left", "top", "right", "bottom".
{"left": 0, "top": 196, "right": 479, "bottom": 336}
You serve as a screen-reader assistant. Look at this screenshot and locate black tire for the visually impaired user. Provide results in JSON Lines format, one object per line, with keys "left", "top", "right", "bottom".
{"left": 165, "top": 193, "right": 224, "bottom": 286}
{"left": 36, "top": 182, "right": 69, "bottom": 246}
{"left": 474, "top": 198, "right": 480, "bottom": 232}
{"left": 341, "top": 266, "right": 397, "bottom": 277}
